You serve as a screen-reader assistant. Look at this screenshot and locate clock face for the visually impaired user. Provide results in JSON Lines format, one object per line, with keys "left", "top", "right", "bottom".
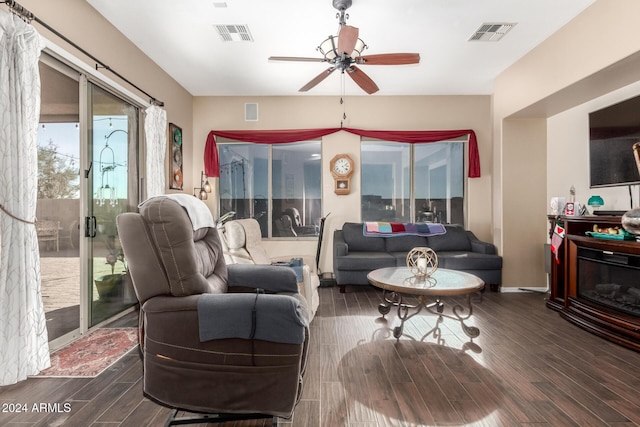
{"left": 333, "top": 157, "right": 352, "bottom": 175}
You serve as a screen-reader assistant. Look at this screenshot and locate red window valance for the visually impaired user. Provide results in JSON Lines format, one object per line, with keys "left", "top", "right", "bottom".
{"left": 204, "top": 128, "right": 480, "bottom": 178}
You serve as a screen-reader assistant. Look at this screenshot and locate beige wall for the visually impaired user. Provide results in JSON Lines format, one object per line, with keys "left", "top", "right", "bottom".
{"left": 501, "top": 118, "right": 548, "bottom": 288}
{"left": 193, "top": 96, "right": 492, "bottom": 273}
{"left": 18, "top": 0, "right": 194, "bottom": 192}
{"left": 547, "top": 80, "right": 640, "bottom": 213}
{"left": 494, "top": 0, "right": 640, "bottom": 288}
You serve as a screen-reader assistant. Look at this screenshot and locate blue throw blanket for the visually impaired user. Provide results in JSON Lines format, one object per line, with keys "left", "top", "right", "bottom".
{"left": 197, "top": 293, "right": 306, "bottom": 344}
{"left": 363, "top": 221, "right": 446, "bottom": 237}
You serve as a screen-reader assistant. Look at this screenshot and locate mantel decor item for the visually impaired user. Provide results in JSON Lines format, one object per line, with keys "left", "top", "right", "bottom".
{"left": 550, "top": 197, "right": 566, "bottom": 215}
{"left": 169, "top": 123, "right": 183, "bottom": 190}
{"left": 588, "top": 195, "right": 604, "bottom": 213}
{"left": 406, "top": 247, "right": 438, "bottom": 278}
{"left": 622, "top": 142, "right": 640, "bottom": 236}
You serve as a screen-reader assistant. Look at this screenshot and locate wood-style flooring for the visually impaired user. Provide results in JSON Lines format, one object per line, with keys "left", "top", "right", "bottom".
{"left": 2, "top": 285, "right": 640, "bottom": 426}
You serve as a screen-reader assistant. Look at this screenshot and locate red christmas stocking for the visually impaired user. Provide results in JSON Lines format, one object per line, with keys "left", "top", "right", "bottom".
{"left": 550, "top": 224, "right": 565, "bottom": 264}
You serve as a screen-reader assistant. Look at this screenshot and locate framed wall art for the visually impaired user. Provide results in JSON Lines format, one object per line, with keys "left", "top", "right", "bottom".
{"left": 169, "top": 123, "right": 183, "bottom": 190}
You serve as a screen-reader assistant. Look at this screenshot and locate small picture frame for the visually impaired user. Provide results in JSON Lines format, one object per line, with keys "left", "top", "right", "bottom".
{"left": 169, "top": 123, "right": 183, "bottom": 190}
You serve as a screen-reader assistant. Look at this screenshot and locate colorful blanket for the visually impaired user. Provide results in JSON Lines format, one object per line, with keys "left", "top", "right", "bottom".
{"left": 363, "top": 222, "right": 446, "bottom": 237}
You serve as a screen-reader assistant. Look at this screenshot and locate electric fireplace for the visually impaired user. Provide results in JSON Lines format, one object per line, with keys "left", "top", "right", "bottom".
{"left": 548, "top": 215, "right": 640, "bottom": 351}
{"left": 577, "top": 247, "right": 640, "bottom": 317}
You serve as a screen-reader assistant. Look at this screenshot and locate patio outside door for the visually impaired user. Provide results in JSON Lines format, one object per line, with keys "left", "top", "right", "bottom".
{"left": 37, "top": 58, "right": 82, "bottom": 344}
{"left": 87, "top": 82, "right": 139, "bottom": 327}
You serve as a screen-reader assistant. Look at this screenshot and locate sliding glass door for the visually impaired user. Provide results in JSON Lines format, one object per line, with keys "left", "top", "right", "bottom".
{"left": 37, "top": 52, "right": 144, "bottom": 346}
{"left": 87, "top": 82, "right": 139, "bottom": 327}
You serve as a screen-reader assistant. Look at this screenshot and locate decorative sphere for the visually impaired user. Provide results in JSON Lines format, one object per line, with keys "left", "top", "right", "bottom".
{"left": 406, "top": 247, "right": 438, "bottom": 278}
{"left": 622, "top": 207, "right": 640, "bottom": 235}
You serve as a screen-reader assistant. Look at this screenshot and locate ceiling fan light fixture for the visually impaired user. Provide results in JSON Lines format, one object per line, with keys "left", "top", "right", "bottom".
{"left": 318, "top": 35, "right": 366, "bottom": 60}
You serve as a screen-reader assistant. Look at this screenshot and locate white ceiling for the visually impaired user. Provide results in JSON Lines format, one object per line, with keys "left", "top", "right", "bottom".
{"left": 87, "top": 0, "right": 595, "bottom": 97}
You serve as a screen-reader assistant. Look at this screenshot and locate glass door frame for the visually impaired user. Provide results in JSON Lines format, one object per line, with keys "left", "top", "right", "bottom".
{"left": 85, "top": 79, "right": 141, "bottom": 328}
{"left": 41, "top": 43, "right": 148, "bottom": 345}
{"left": 39, "top": 53, "right": 83, "bottom": 351}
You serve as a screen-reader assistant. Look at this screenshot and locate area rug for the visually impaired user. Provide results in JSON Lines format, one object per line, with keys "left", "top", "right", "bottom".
{"left": 36, "top": 327, "right": 138, "bottom": 378}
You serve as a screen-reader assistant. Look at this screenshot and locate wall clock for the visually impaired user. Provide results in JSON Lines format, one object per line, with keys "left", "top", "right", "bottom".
{"left": 330, "top": 154, "right": 354, "bottom": 195}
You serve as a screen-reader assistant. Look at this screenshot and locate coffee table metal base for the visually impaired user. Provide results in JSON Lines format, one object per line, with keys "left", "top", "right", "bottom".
{"left": 378, "top": 289, "right": 480, "bottom": 340}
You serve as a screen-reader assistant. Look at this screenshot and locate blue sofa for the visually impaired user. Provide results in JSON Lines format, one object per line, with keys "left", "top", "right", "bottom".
{"left": 333, "top": 222, "right": 502, "bottom": 292}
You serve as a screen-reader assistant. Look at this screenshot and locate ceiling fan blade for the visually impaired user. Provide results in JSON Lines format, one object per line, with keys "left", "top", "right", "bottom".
{"left": 347, "top": 65, "right": 379, "bottom": 94}
{"left": 269, "top": 56, "right": 326, "bottom": 62}
{"left": 299, "top": 67, "right": 337, "bottom": 92}
{"left": 337, "top": 25, "right": 359, "bottom": 55}
{"left": 356, "top": 53, "right": 420, "bottom": 65}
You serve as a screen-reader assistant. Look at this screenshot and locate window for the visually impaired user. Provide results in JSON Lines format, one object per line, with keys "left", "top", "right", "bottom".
{"left": 218, "top": 141, "right": 321, "bottom": 238}
{"left": 361, "top": 140, "right": 465, "bottom": 224}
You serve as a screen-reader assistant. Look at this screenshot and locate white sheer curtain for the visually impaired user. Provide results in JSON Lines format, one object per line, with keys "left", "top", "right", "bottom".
{"left": 0, "top": 10, "right": 50, "bottom": 385}
{"left": 144, "top": 105, "right": 167, "bottom": 198}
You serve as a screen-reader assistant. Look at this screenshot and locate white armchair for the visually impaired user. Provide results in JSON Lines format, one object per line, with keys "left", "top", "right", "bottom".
{"left": 220, "top": 218, "right": 320, "bottom": 321}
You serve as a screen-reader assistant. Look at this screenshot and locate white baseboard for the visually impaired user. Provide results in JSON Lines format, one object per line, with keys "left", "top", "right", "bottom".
{"left": 500, "top": 286, "right": 548, "bottom": 293}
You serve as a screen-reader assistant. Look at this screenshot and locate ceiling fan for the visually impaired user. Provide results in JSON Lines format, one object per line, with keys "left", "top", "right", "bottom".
{"left": 268, "top": 0, "right": 420, "bottom": 94}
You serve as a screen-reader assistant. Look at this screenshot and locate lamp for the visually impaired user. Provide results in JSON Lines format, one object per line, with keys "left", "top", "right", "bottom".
{"left": 97, "top": 129, "right": 127, "bottom": 207}
{"left": 193, "top": 171, "right": 212, "bottom": 200}
{"left": 587, "top": 195, "right": 604, "bottom": 213}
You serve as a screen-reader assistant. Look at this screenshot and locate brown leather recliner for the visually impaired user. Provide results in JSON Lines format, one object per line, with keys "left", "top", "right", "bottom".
{"left": 116, "top": 196, "right": 309, "bottom": 426}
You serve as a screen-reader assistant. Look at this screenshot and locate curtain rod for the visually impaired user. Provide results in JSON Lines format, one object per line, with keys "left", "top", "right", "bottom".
{"left": 1, "top": 0, "right": 165, "bottom": 107}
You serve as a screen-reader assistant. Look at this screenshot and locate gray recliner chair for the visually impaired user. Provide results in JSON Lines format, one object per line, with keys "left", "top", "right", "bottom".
{"left": 116, "top": 196, "right": 309, "bottom": 426}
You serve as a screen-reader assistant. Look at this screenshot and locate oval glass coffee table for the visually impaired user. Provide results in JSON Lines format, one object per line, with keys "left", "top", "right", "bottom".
{"left": 367, "top": 267, "right": 484, "bottom": 340}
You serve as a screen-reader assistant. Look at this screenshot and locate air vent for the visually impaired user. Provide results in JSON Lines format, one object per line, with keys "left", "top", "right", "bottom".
{"left": 469, "top": 23, "right": 516, "bottom": 42}
{"left": 245, "top": 103, "right": 258, "bottom": 121}
{"left": 215, "top": 24, "right": 254, "bottom": 42}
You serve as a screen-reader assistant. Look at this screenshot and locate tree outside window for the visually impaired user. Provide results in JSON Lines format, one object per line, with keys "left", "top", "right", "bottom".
{"left": 37, "top": 138, "right": 79, "bottom": 199}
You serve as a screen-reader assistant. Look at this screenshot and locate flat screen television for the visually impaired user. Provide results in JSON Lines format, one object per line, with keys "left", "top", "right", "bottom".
{"left": 589, "top": 95, "right": 640, "bottom": 188}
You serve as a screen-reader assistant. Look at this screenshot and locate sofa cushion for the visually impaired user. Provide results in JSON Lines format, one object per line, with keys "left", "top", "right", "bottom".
{"left": 342, "top": 222, "right": 386, "bottom": 252}
{"left": 385, "top": 235, "right": 429, "bottom": 252}
{"left": 223, "top": 221, "right": 246, "bottom": 249}
{"left": 334, "top": 251, "right": 396, "bottom": 271}
{"left": 426, "top": 225, "right": 471, "bottom": 252}
{"left": 388, "top": 252, "right": 414, "bottom": 267}
{"left": 437, "top": 251, "right": 503, "bottom": 271}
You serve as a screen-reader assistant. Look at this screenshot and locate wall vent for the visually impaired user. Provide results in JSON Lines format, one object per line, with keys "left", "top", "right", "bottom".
{"left": 215, "top": 24, "right": 254, "bottom": 42}
{"left": 469, "top": 23, "right": 516, "bottom": 42}
{"left": 245, "top": 103, "right": 258, "bottom": 121}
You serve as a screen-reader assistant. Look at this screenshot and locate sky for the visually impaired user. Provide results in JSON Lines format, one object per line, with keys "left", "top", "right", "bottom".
{"left": 37, "top": 116, "right": 130, "bottom": 200}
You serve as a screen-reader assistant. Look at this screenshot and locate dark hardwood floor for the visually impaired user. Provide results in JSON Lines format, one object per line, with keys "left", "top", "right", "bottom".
{"left": 2, "top": 285, "right": 640, "bottom": 426}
